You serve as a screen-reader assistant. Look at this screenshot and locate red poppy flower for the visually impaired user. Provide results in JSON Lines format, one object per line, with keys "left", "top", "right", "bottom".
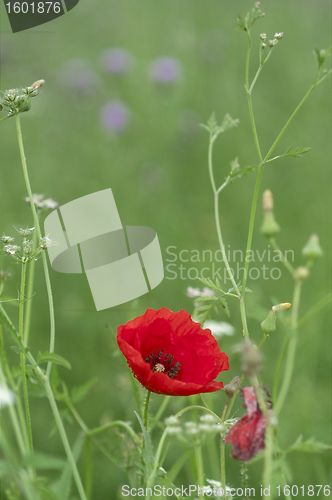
{"left": 117, "top": 308, "right": 229, "bottom": 396}
{"left": 225, "top": 387, "right": 268, "bottom": 461}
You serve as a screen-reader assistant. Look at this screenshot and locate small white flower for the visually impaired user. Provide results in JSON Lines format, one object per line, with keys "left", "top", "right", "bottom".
{"left": 187, "top": 286, "right": 214, "bottom": 298}
{"left": 0, "top": 383, "right": 15, "bottom": 409}
{"left": 204, "top": 320, "right": 235, "bottom": 337}
{"left": 43, "top": 198, "right": 58, "bottom": 209}
{"left": 39, "top": 235, "right": 55, "bottom": 249}
{"left": 4, "top": 245, "right": 20, "bottom": 255}
{"left": 165, "top": 415, "right": 179, "bottom": 426}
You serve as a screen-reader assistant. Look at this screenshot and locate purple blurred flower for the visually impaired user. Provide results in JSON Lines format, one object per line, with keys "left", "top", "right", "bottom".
{"left": 100, "top": 48, "right": 134, "bottom": 74}
{"left": 60, "top": 59, "right": 100, "bottom": 95}
{"left": 149, "top": 57, "right": 182, "bottom": 84}
{"left": 100, "top": 100, "right": 131, "bottom": 132}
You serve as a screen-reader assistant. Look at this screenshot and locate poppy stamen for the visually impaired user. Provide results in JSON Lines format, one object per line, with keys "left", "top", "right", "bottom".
{"left": 145, "top": 350, "right": 181, "bottom": 379}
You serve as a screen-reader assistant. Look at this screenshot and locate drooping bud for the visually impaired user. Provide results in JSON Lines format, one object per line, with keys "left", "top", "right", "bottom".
{"left": 261, "top": 303, "right": 291, "bottom": 335}
{"left": 224, "top": 376, "right": 241, "bottom": 399}
{"left": 302, "top": 233, "right": 323, "bottom": 262}
{"left": 294, "top": 266, "right": 310, "bottom": 282}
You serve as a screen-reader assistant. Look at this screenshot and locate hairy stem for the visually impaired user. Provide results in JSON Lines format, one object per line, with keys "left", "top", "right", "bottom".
{"left": 19, "top": 260, "right": 35, "bottom": 477}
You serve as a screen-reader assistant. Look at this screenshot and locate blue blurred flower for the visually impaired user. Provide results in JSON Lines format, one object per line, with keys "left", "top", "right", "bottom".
{"left": 60, "top": 59, "right": 100, "bottom": 95}
{"left": 100, "top": 100, "right": 131, "bottom": 132}
{"left": 149, "top": 57, "right": 182, "bottom": 84}
{"left": 99, "top": 48, "right": 134, "bottom": 74}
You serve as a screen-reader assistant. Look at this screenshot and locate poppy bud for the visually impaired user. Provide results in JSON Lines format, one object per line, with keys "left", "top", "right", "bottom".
{"left": 294, "top": 266, "right": 310, "bottom": 282}
{"left": 260, "top": 190, "right": 280, "bottom": 238}
{"left": 302, "top": 233, "right": 323, "bottom": 262}
{"left": 260, "top": 211, "right": 280, "bottom": 238}
{"left": 224, "top": 376, "right": 241, "bottom": 399}
{"left": 260, "top": 310, "right": 276, "bottom": 334}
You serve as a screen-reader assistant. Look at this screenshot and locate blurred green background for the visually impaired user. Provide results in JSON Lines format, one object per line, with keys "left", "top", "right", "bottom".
{"left": 0, "top": 0, "right": 331, "bottom": 497}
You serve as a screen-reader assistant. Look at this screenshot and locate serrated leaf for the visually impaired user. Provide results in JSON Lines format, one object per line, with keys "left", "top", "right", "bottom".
{"left": 228, "top": 165, "right": 258, "bottom": 181}
{"left": 71, "top": 377, "right": 98, "bottom": 404}
{"left": 218, "top": 297, "right": 230, "bottom": 318}
{"left": 197, "top": 277, "right": 222, "bottom": 293}
{"left": 283, "top": 146, "right": 312, "bottom": 158}
{"left": 194, "top": 295, "right": 216, "bottom": 303}
{"left": 135, "top": 411, "right": 153, "bottom": 481}
{"left": 0, "top": 296, "right": 19, "bottom": 307}
{"left": 37, "top": 352, "right": 71, "bottom": 370}
{"left": 287, "top": 436, "right": 332, "bottom": 454}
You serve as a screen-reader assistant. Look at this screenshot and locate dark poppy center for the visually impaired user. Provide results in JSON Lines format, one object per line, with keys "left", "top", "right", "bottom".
{"left": 144, "top": 350, "right": 181, "bottom": 379}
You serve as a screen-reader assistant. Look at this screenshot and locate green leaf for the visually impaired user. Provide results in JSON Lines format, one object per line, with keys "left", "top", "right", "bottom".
{"left": 283, "top": 146, "right": 312, "bottom": 158}
{"left": 22, "top": 453, "right": 67, "bottom": 470}
{"left": 10, "top": 345, "right": 24, "bottom": 355}
{"left": 197, "top": 277, "right": 223, "bottom": 293}
{"left": 135, "top": 411, "right": 153, "bottom": 481}
{"left": 201, "top": 113, "right": 239, "bottom": 137}
{"left": 218, "top": 296, "right": 230, "bottom": 318}
{"left": 287, "top": 436, "right": 332, "bottom": 454}
{"left": 37, "top": 351, "right": 71, "bottom": 370}
{"left": 71, "top": 377, "right": 98, "bottom": 404}
{"left": 51, "top": 434, "right": 85, "bottom": 500}
{"left": 313, "top": 46, "right": 331, "bottom": 68}
{"left": 228, "top": 165, "right": 259, "bottom": 181}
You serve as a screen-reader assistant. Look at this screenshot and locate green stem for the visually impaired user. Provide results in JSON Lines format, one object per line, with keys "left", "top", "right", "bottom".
{"left": 241, "top": 164, "right": 264, "bottom": 297}
{"left": 214, "top": 193, "right": 240, "bottom": 295}
{"left": 42, "top": 378, "right": 87, "bottom": 500}
{"left": 19, "top": 260, "right": 35, "bottom": 475}
{"left": 272, "top": 335, "right": 290, "bottom": 405}
{"left": 23, "top": 235, "right": 38, "bottom": 345}
{"left": 274, "top": 281, "right": 301, "bottom": 416}
{"left": 264, "top": 80, "right": 318, "bottom": 163}
{"left": 224, "top": 374, "right": 244, "bottom": 421}
{"left": 208, "top": 133, "right": 240, "bottom": 296}
{"left": 84, "top": 436, "right": 92, "bottom": 500}
{"left": 0, "top": 304, "right": 86, "bottom": 500}
{"left": 220, "top": 439, "right": 227, "bottom": 500}
{"left": 194, "top": 446, "right": 205, "bottom": 499}
{"left": 239, "top": 297, "right": 250, "bottom": 340}
{"left": 15, "top": 114, "right": 55, "bottom": 377}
